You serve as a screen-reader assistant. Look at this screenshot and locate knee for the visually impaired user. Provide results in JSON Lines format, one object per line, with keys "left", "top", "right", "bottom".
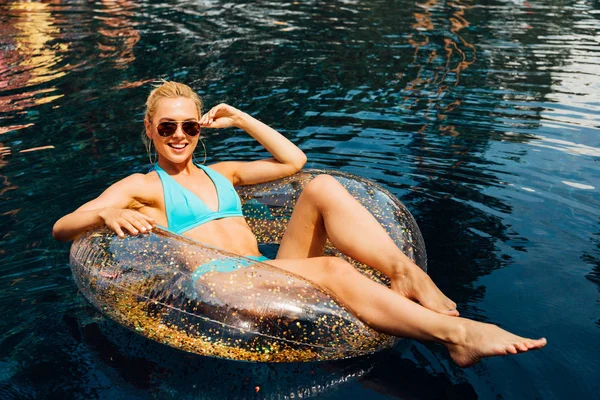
{"left": 303, "top": 174, "right": 342, "bottom": 200}
{"left": 322, "top": 256, "right": 354, "bottom": 278}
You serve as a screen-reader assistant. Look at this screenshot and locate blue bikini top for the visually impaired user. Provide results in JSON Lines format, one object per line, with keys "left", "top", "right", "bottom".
{"left": 152, "top": 163, "right": 244, "bottom": 234}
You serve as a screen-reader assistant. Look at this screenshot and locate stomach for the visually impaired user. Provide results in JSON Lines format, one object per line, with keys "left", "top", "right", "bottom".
{"left": 183, "top": 217, "right": 262, "bottom": 256}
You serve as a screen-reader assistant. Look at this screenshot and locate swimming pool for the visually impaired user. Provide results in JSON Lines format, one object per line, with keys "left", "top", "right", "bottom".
{"left": 0, "top": 0, "right": 598, "bottom": 398}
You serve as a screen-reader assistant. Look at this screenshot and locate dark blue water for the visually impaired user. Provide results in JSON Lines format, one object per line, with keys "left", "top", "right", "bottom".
{"left": 1, "top": 0, "right": 599, "bottom": 398}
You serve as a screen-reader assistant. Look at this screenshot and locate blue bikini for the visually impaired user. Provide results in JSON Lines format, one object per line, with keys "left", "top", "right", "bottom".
{"left": 153, "top": 163, "right": 271, "bottom": 279}
{"left": 189, "top": 254, "right": 270, "bottom": 282}
{"left": 153, "top": 163, "right": 244, "bottom": 234}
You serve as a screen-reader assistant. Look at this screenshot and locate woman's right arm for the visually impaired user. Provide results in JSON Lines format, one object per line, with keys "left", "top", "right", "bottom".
{"left": 52, "top": 174, "right": 155, "bottom": 242}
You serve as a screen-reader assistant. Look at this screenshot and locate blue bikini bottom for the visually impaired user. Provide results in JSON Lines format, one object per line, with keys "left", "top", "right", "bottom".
{"left": 190, "top": 255, "right": 271, "bottom": 282}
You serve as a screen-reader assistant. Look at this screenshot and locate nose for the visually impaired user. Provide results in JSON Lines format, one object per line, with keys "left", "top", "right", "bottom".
{"left": 173, "top": 123, "right": 186, "bottom": 138}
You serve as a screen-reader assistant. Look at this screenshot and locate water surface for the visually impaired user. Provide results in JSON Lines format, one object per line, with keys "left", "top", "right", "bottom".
{"left": 0, "top": 0, "right": 599, "bottom": 399}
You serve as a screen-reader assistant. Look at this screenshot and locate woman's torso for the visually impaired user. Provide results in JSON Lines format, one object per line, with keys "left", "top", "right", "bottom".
{"left": 129, "top": 163, "right": 262, "bottom": 256}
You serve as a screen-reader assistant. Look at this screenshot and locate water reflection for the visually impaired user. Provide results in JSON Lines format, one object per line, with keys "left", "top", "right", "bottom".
{"left": 583, "top": 221, "right": 600, "bottom": 327}
{"left": 87, "top": 320, "right": 375, "bottom": 399}
{"left": 359, "top": 349, "right": 477, "bottom": 399}
{"left": 0, "top": 0, "right": 598, "bottom": 398}
{"left": 13, "top": 306, "right": 475, "bottom": 399}
{"left": 96, "top": 0, "right": 140, "bottom": 69}
{"left": 0, "top": 138, "right": 17, "bottom": 262}
{"left": 405, "top": 0, "right": 476, "bottom": 122}
{"left": 11, "top": 2, "right": 67, "bottom": 86}
{"left": 0, "top": 0, "right": 142, "bottom": 124}
{"left": 0, "top": 2, "right": 65, "bottom": 118}
{"left": 395, "top": 0, "right": 514, "bottom": 310}
{"left": 397, "top": 0, "right": 599, "bottom": 309}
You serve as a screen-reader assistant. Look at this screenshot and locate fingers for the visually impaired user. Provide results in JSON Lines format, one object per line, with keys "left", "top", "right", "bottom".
{"left": 209, "top": 103, "right": 226, "bottom": 116}
{"left": 121, "top": 220, "right": 140, "bottom": 236}
{"left": 111, "top": 223, "right": 126, "bottom": 238}
{"left": 137, "top": 212, "right": 155, "bottom": 230}
{"left": 200, "top": 104, "right": 222, "bottom": 126}
{"left": 104, "top": 209, "right": 155, "bottom": 238}
{"left": 200, "top": 103, "right": 236, "bottom": 128}
{"left": 200, "top": 110, "right": 211, "bottom": 126}
{"left": 127, "top": 212, "right": 155, "bottom": 234}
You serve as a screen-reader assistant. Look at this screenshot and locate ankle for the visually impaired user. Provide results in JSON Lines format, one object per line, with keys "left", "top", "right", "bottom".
{"left": 389, "top": 258, "right": 419, "bottom": 280}
{"left": 433, "top": 318, "right": 467, "bottom": 345}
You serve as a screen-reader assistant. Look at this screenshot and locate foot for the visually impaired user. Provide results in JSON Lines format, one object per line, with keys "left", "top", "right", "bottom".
{"left": 390, "top": 264, "right": 459, "bottom": 316}
{"left": 446, "top": 319, "right": 547, "bottom": 367}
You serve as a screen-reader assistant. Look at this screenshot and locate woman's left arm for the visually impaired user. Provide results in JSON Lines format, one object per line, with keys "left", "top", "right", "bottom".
{"left": 200, "top": 104, "right": 307, "bottom": 185}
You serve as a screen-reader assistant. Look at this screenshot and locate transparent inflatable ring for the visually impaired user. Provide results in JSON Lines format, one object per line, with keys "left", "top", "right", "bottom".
{"left": 70, "top": 169, "right": 427, "bottom": 362}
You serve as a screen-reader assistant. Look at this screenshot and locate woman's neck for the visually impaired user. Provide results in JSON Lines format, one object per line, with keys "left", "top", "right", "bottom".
{"left": 156, "top": 158, "right": 196, "bottom": 175}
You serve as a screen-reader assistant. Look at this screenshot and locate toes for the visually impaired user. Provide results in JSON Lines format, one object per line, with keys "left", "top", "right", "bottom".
{"left": 444, "top": 299, "right": 458, "bottom": 312}
{"left": 521, "top": 340, "right": 534, "bottom": 349}
{"left": 506, "top": 344, "right": 518, "bottom": 355}
{"left": 447, "top": 309, "right": 460, "bottom": 317}
{"left": 439, "top": 299, "right": 459, "bottom": 316}
{"left": 425, "top": 302, "right": 459, "bottom": 316}
{"left": 522, "top": 338, "right": 547, "bottom": 350}
{"left": 515, "top": 342, "right": 529, "bottom": 352}
{"left": 422, "top": 301, "right": 457, "bottom": 316}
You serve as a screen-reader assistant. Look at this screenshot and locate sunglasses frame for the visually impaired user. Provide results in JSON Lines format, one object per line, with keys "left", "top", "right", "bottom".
{"left": 155, "top": 120, "right": 201, "bottom": 137}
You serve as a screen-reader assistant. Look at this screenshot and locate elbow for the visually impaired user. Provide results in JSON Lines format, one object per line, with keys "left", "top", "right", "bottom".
{"left": 300, "top": 152, "right": 308, "bottom": 168}
{"left": 52, "top": 219, "right": 71, "bottom": 242}
{"left": 52, "top": 224, "right": 65, "bottom": 242}
{"left": 292, "top": 152, "right": 307, "bottom": 172}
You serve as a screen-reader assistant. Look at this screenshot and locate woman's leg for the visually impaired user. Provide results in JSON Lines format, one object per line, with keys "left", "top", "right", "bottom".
{"left": 277, "top": 174, "right": 458, "bottom": 315}
{"left": 266, "top": 256, "right": 546, "bottom": 367}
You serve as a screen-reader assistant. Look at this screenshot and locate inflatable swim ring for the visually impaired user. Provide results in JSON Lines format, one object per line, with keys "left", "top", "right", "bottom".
{"left": 70, "top": 169, "right": 427, "bottom": 362}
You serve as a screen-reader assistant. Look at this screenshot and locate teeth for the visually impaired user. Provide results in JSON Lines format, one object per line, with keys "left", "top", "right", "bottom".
{"left": 170, "top": 144, "right": 186, "bottom": 149}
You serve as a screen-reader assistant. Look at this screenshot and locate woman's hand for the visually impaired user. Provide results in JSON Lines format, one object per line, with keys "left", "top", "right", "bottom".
{"left": 201, "top": 103, "right": 306, "bottom": 186}
{"left": 200, "top": 103, "right": 244, "bottom": 129}
{"left": 98, "top": 208, "right": 155, "bottom": 238}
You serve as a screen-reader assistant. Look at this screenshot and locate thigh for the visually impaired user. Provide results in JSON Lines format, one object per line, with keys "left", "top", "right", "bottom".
{"left": 265, "top": 256, "right": 354, "bottom": 292}
{"left": 276, "top": 181, "right": 328, "bottom": 259}
{"left": 192, "top": 257, "right": 334, "bottom": 299}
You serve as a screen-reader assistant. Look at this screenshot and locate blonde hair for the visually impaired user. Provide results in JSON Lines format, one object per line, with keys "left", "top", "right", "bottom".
{"left": 142, "top": 80, "right": 203, "bottom": 153}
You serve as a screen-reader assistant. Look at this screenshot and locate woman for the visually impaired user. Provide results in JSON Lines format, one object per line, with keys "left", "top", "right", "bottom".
{"left": 53, "top": 81, "right": 546, "bottom": 367}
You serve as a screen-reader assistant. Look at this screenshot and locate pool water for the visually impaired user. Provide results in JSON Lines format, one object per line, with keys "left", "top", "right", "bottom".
{"left": 0, "top": 0, "right": 598, "bottom": 398}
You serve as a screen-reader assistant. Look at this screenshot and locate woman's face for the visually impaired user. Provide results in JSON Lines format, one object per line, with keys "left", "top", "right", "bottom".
{"left": 146, "top": 96, "right": 200, "bottom": 164}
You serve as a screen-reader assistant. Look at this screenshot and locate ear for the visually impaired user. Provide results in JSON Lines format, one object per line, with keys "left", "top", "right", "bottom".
{"left": 144, "top": 119, "right": 152, "bottom": 140}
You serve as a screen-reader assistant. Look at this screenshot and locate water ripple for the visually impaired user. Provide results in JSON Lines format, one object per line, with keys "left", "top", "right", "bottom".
{"left": 0, "top": 0, "right": 598, "bottom": 398}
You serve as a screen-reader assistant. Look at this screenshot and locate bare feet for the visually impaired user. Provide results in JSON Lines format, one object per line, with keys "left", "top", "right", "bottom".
{"left": 390, "top": 265, "right": 459, "bottom": 316}
{"left": 446, "top": 319, "right": 547, "bottom": 367}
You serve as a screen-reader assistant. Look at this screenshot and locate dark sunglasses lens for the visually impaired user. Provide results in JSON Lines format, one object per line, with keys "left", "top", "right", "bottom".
{"left": 157, "top": 122, "right": 177, "bottom": 137}
{"left": 182, "top": 121, "right": 200, "bottom": 136}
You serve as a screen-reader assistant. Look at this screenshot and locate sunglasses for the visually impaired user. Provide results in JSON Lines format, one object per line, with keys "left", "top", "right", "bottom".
{"left": 156, "top": 120, "right": 201, "bottom": 137}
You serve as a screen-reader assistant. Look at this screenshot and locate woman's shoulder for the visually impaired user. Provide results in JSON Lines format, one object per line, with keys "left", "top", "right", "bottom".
{"left": 108, "top": 171, "right": 161, "bottom": 194}
{"left": 120, "top": 171, "right": 158, "bottom": 183}
{"left": 107, "top": 172, "right": 163, "bottom": 208}
{"left": 205, "top": 162, "right": 236, "bottom": 183}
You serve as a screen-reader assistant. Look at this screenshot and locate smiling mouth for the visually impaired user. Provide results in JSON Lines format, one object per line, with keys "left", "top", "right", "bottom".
{"left": 168, "top": 143, "right": 188, "bottom": 149}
